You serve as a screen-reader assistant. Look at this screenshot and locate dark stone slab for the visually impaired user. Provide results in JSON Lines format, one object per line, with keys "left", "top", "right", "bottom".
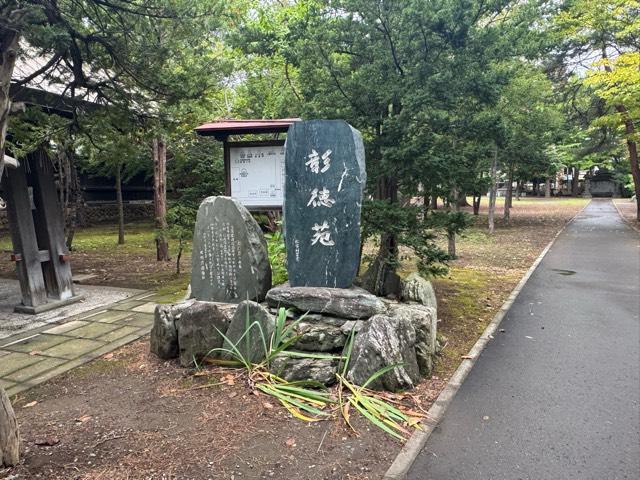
{"left": 223, "top": 301, "right": 275, "bottom": 364}
{"left": 400, "top": 273, "right": 438, "bottom": 313}
{"left": 176, "top": 301, "right": 237, "bottom": 367}
{"left": 291, "top": 313, "right": 364, "bottom": 352}
{"left": 266, "top": 283, "right": 386, "bottom": 319}
{"left": 150, "top": 300, "right": 195, "bottom": 360}
{"left": 388, "top": 303, "right": 438, "bottom": 376}
{"left": 346, "top": 314, "right": 421, "bottom": 391}
{"left": 284, "top": 120, "right": 366, "bottom": 288}
{"left": 270, "top": 354, "right": 339, "bottom": 386}
{"left": 191, "top": 196, "right": 271, "bottom": 303}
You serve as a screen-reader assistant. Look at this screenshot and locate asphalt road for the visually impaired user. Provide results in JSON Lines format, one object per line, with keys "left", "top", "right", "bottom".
{"left": 407, "top": 199, "right": 640, "bottom": 480}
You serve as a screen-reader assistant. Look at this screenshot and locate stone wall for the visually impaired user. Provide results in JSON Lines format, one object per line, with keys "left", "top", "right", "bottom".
{"left": 0, "top": 202, "right": 154, "bottom": 231}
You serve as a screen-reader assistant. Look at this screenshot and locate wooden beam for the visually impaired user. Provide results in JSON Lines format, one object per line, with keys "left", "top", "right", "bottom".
{"left": 29, "top": 152, "right": 75, "bottom": 301}
{"left": 1, "top": 162, "right": 48, "bottom": 308}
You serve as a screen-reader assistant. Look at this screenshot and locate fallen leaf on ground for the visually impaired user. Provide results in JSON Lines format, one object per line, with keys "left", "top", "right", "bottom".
{"left": 22, "top": 401, "right": 37, "bottom": 408}
{"left": 263, "top": 402, "right": 274, "bottom": 409}
{"left": 35, "top": 437, "right": 59, "bottom": 446}
{"left": 75, "top": 415, "right": 92, "bottom": 423}
{"left": 286, "top": 437, "right": 296, "bottom": 447}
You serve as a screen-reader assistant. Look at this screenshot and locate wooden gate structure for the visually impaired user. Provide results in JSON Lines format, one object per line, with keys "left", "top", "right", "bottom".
{"left": 1, "top": 53, "right": 85, "bottom": 314}
{"left": 2, "top": 150, "right": 81, "bottom": 313}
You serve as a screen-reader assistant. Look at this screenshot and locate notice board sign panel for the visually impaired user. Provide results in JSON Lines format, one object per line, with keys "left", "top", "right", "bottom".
{"left": 227, "top": 141, "right": 285, "bottom": 209}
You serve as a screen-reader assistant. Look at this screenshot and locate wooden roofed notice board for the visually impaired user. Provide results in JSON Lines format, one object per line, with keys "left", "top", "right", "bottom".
{"left": 195, "top": 119, "right": 299, "bottom": 210}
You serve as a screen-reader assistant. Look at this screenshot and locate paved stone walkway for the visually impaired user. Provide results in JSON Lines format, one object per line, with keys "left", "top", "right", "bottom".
{"left": 0, "top": 278, "right": 141, "bottom": 339}
{"left": 0, "top": 291, "right": 164, "bottom": 398}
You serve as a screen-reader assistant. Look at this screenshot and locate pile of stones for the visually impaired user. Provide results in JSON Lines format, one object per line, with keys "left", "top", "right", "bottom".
{"left": 151, "top": 272, "right": 438, "bottom": 392}
{"left": 149, "top": 119, "right": 439, "bottom": 392}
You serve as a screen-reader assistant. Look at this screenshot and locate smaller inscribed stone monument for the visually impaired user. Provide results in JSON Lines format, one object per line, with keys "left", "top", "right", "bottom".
{"left": 284, "top": 120, "right": 366, "bottom": 288}
{"left": 191, "top": 196, "right": 271, "bottom": 303}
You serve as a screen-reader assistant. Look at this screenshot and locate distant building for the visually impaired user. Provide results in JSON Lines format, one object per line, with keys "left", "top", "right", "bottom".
{"left": 14, "top": 50, "right": 153, "bottom": 203}
{"left": 584, "top": 169, "right": 623, "bottom": 198}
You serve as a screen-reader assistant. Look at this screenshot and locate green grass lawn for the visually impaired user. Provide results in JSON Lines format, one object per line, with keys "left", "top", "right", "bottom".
{"left": 1, "top": 222, "right": 192, "bottom": 256}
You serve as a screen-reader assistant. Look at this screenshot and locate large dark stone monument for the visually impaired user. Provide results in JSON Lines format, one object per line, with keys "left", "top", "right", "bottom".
{"left": 191, "top": 196, "right": 271, "bottom": 303}
{"left": 283, "top": 120, "right": 366, "bottom": 288}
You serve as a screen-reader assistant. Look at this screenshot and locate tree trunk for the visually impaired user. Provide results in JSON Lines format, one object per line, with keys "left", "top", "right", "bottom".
{"left": 423, "top": 193, "right": 430, "bottom": 217}
{"left": 601, "top": 51, "right": 640, "bottom": 220}
{"left": 0, "top": 29, "right": 19, "bottom": 180}
{"left": 545, "top": 178, "right": 551, "bottom": 198}
{"left": 516, "top": 180, "right": 522, "bottom": 200}
{"left": 505, "top": 167, "right": 514, "bottom": 209}
{"left": 63, "top": 148, "right": 82, "bottom": 250}
{"left": 613, "top": 106, "right": 640, "bottom": 221}
{"left": 488, "top": 144, "right": 498, "bottom": 234}
{"left": 472, "top": 194, "right": 481, "bottom": 215}
{"left": 1, "top": 387, "right": 20, "bottom": 467}
{"left": 456, "top": 190, "right": 470, "bottom": 207}
{"left": 115, "top": 163, "right": 125, "bottom": 245}
{"left": 153, "top": 137, "right": 170, "bottom": 261}
{"left": 176, "top": 241, "right": 183, "bottom": 275}
{"left": 430, "top": 194, "right": 438, "bottom": 210}
{"left": 447, "top": 230, "right": 456, "bottom": 259}
{"left": 362, "top": 176, "right": 400, "bottom": 296}
{"left": 571, "top": 166, "right": 579, "bottom": 196}
{"left": 504, "top": 165, "right": 513, "bottom": 224}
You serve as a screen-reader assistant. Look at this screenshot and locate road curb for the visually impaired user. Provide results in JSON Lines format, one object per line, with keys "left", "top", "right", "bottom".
{"left": 383, "top": 201, "right": 591, "bottom": 480}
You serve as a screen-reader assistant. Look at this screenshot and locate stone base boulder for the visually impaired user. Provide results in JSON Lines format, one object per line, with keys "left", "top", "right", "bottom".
{"left": 150, "top": 272, "right": 439, "bottom": 393}
{"left": 266, "top": 284, "right": 386, "bottom": 319}
{"left": 150, "top": 300, "right": 196, "bottom": 359}
{"left": 346, "top": 314, "right": 421, "bottom": 392}
{"left": 400, "top": 273, "right": 437, "bottom": 313}
{"left": 387, "top": 303, "right": 437, "bottom": 376}
{"left": 223, "top": 301, "right": 275, "bottom": 364}
{"left": 177, "top": 302, "right": 237, "bottom": 367}
{"left": 270, "top": 354, "right": 339, "bottom": 386}
{"left": 293, "top": 314, "right": 364, "bottom": 352}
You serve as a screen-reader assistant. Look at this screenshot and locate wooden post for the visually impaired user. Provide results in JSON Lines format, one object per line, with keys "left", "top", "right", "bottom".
{"left": 2, "top": 162, "right": 48, "bottom": 308}
{"left": 0, "top": 387, "right": 20, "bottom": 467}
{"left": 153, "top": 137, "right": 170, "bottom": 261}
{"left": 30, "top": 152, "right": 74, "bottom": 302}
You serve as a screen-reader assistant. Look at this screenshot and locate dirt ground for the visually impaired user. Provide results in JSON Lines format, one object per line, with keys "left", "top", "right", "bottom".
{"left": 5, "top": 341, "right": 421, "bottom": 480}
{"left": 0, "top": 223, "right": 190, "bottom": 300}
{"left": 1, "top": 197, "right": 589, "bottom": 480}
{"left": 613, "top": 198, "right": 639, "bottom": 230}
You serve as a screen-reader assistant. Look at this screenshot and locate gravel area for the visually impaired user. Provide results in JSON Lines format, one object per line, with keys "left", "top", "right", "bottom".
{"left": 0, "top": 279, "right": 143, "bottom": 339}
